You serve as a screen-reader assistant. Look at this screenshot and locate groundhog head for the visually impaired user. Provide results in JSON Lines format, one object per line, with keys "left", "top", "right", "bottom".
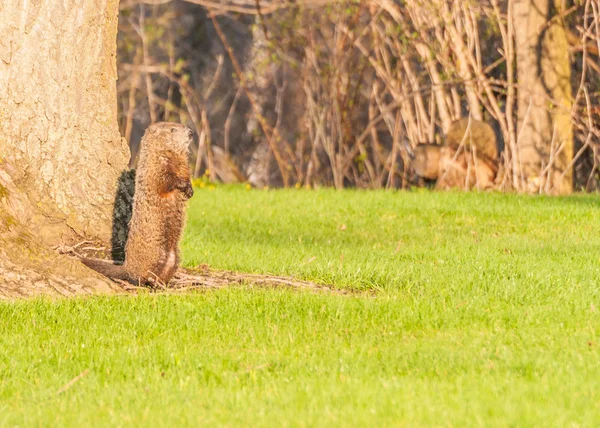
{"left": 144, "top": 122, "right": 194, "bottom": 153}
{"left": 412, "top": 143, "right": 442, "bottom": 180}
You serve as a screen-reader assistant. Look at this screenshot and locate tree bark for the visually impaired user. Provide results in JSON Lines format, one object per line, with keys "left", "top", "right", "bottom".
{"left": 0, "top": 0, "right": 129, "bottom": 297}
{"left": 243, "top": 16, "right": 277, "bottom": 188}
{"left": 513, "top": 0, "right": 573, "bottom": 194}
{"left": 0, "top": 0, "right": 128, "bottom": 243}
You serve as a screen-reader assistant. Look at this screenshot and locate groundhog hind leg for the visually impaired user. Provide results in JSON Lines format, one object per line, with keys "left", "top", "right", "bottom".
{"left": 153, "top": 249, "right": 179, "bottom": 284}
{"left": 164, "top": 251, "right": 179, "bottom": 283}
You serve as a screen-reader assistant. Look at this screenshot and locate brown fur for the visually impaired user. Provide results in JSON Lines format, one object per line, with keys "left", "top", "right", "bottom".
{"left": 437, "top": 147, "right": 496, "bottom": 190}
{"left": 83, "top": 122, "right": 193, "bottom": 285}
{"left": 413, "top": 119, "right": 498, "bottom": 190}
{"left": 445, "top": 118, "right": 498, "bottom": 164}
{"left": 413, "top": 144, "right": 442, "bottom": 180}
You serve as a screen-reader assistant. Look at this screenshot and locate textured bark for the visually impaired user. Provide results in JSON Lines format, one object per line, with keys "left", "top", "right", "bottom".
{"left": 0, "top": 0, "right": 129, "bottom": 244}
{"left": 0, "top": 238, "right": 122, "bottom": 300}
{"left": 0, "top": 0, "right": 129, "bottom": 297}
{"left": 513, "top": 0, "right": 573, "bottom": 194}
{"left": 0, "top": 171, "right": 122, "bottom": 299}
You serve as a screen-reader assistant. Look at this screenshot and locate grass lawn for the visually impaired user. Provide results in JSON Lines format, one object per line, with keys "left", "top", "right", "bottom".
{"left": 2, "top": 187, "right": 600, "bottom": 426}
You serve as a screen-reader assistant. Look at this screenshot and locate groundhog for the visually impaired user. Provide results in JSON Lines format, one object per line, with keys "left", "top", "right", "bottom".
{"left": 412, "top": 144, "right": 443, "bottom": 181}
{"left": 412, "top": 118, "right": 498, "bottom": 190}
{"left": 445, "top": 117, "right": 498, "bottom": 163}
{"left": 83, "top": 122, "right": 194, "bottom": 285}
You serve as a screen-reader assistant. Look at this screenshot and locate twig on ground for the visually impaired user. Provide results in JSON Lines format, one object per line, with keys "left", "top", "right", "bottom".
{"left": 56, "top": 369, "right": 89, "bottom": 395}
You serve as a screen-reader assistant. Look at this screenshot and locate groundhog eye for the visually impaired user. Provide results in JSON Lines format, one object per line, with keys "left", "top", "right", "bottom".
{"left": 171, "top": 127, "right": 176, "bottom": 132}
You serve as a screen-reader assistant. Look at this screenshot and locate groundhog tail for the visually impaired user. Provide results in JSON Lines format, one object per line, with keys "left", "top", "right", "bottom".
{"left": 81, "top": 258, "right": 136, "bottom": 283}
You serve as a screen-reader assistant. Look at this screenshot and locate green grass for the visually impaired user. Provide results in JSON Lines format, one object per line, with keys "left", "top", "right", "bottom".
{"left": 2, "top": 187, "right": 600, "bottom": 426}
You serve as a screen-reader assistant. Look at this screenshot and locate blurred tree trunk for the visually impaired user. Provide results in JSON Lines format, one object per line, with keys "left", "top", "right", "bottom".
{"left": 0, "top": 0, "right": 128, "bottom": 297}
{"left": 244, "top": 16, "right": 275, "bottom": 188}
{"left": 513, "top": 0, "right": 573, "bottom": 194}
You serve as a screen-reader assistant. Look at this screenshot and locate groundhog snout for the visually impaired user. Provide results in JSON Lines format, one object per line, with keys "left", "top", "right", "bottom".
{"left": 186, "top": 128, "right": 194, "bottom": 139}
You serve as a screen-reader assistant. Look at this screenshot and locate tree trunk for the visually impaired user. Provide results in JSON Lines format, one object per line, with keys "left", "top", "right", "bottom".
{"left": 0, "top": 0, "right": 129, "bottom": 298}
{"left": 513, "top": 0, "right": 573, "bottom": 194}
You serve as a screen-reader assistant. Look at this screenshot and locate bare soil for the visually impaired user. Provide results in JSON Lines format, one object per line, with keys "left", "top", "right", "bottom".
{"left": 0, "top": 242, "right": 347, "bottom": 300}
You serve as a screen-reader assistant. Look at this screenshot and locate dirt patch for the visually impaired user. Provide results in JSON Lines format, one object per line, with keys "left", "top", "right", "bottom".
{"left": 166, "top": 265, "right": 353, "bottom": 295}
{"left": 0, "top": 264, "right": 353, "bottom": 300}
{"left": 1, "top": 242, "right": 355, "bottom": 299}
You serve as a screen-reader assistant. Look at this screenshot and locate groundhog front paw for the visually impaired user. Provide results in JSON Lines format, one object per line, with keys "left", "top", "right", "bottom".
{"left": 182, "top": 183, "right": 194, "bottom": 199}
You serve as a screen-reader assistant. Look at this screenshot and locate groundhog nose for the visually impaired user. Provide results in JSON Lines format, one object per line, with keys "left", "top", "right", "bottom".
{"left": 187, "top": 128, "right": 194, "bottom": 138}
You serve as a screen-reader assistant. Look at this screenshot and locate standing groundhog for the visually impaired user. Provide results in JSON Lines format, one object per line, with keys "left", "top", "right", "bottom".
{"left": 412, "top": 118, "right": 499, "bottom": 189}
{"left": 83, "top": 122, "right": 194, "bottom": 285}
